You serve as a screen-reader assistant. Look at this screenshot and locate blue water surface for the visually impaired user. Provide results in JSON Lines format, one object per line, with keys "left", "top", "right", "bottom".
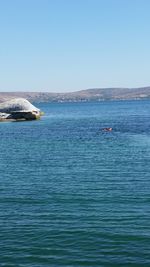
{"left": 0, "top": 101, "right": 150, "bottom": 267}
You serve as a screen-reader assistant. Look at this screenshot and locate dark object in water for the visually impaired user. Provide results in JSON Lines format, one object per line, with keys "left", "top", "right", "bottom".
{"left": 102, "top": 127, "right": 113, "bottom": 132}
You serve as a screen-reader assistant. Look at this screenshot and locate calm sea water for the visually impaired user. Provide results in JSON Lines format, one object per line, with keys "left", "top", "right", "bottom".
{"left": 0, "top": 101, "right": 150, "bottom": 267}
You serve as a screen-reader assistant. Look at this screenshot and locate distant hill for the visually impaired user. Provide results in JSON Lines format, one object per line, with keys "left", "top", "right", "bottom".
{"left": 0, "top": 87, "right": 150, "bottom": 103}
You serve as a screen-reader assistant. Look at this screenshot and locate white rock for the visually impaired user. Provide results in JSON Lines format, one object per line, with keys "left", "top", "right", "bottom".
{"left": 0, "top": 98, "right": 41, "bottom": 121}
{"left": 0, "top": 98, "right": 40, "bottom": 113}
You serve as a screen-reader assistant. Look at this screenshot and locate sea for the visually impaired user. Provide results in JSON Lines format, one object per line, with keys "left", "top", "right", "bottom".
{"left": 0, "top": 100, "right": 150, "bottom": 267}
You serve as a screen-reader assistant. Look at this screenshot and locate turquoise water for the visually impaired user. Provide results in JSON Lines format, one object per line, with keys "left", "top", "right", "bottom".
{"left": 0, "top": 101, "right": 150, "bottom": 266}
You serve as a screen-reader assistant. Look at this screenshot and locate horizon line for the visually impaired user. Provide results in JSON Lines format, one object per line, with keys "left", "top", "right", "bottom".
{"left": 0, "top": 86, "right": 150, "bottom": 94}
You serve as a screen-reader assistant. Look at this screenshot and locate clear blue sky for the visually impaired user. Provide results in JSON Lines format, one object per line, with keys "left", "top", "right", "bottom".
{"left": 0, "top": 0, "right": 150, "bottom": 92}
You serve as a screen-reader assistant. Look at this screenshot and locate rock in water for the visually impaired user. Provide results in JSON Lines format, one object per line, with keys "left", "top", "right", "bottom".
{"left": 0, "top": 98, "right": 41, "bottom": 121}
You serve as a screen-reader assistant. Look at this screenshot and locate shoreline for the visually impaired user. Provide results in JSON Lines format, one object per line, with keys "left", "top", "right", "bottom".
{"left": 0, "top": 87, "right": 150, "bottom": 103}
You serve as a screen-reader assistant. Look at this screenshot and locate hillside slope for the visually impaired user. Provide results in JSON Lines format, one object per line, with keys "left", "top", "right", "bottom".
{"left": 0, "top": 87, "right": 150, "bottom": 102}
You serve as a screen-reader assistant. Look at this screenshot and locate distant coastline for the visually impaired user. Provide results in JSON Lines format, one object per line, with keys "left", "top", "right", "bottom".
{"left": 0, "top": 87, "right": 150, "bottom": 103}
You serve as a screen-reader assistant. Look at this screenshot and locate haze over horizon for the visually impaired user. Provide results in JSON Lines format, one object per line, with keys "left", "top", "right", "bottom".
{"left": 0, "top": 0, "right": 150, "bottom": 92}
{"left": 1, "top": 86, "right": 150, "bottom": 94}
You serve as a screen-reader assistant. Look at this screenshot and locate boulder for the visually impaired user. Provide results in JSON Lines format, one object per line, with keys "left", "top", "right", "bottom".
{"left": 0, "top": 113, "right": 12, "bottom": 121}
{"left": 0, "top": 98, "right": 42, "bottom": 121}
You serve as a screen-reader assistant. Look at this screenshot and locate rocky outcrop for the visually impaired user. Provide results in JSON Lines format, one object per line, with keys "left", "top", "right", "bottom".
{"left": 0, "top": 98, "right": 41, "bottom": 121}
